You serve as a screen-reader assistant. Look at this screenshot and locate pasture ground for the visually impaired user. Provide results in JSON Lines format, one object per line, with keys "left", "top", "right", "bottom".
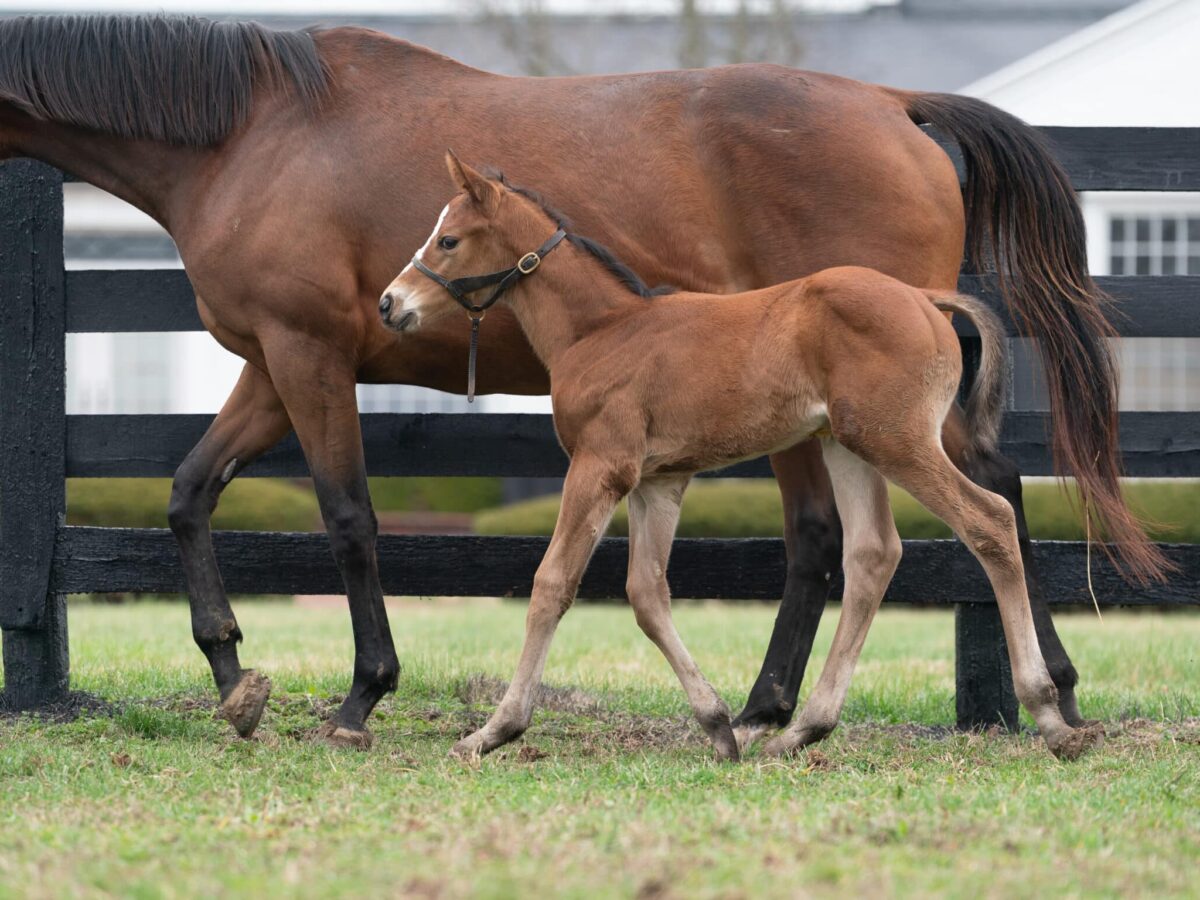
{"left": 1, "top": 600, "right": 1197, "bottom": 898}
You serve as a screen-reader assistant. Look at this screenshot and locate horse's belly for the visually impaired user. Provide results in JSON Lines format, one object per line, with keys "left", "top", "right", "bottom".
{"left": 642, "top": 400, "right": 829, "bottom": 476}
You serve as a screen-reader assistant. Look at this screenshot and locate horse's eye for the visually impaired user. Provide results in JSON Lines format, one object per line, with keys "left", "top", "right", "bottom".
{"left": 438, "top": 236, "right": 460, "bottom": 251}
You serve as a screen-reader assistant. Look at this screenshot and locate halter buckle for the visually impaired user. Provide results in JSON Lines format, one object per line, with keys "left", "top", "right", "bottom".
{"left": 517, "top": 252, "right": 541, "bottom": 274}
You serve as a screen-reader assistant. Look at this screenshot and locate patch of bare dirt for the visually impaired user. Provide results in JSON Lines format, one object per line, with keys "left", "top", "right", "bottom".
{"left": 455, "top": 674, "right": 605, "bottom": 717}
{"left": 0, "top": 690, "right": 112, "bottom": 722}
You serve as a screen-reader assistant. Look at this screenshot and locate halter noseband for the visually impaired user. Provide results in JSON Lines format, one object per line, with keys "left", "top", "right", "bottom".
{"left": 410, "top": 228, "right": 567, "bottom": 401}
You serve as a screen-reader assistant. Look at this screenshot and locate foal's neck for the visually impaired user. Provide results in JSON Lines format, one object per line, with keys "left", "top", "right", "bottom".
{"left": 505, "top": 241, "right": 643, "bottom": 369}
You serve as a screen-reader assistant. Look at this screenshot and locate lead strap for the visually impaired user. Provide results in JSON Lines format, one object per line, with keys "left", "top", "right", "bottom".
{"left": 467, "top": 315, "right": 482, "bottom": 403}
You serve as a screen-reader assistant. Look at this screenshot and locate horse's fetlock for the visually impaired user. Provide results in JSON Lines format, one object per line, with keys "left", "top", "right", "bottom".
{"left": 194, "top": 618, "right": 241, "bottom": 651}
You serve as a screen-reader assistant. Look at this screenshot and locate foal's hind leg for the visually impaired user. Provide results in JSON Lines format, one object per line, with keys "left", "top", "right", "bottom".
{"left": 451, "top": 454, "right": 629, "bottom": 759}
{"left": 169, "top": 363, "right": 292, "bottom": 738}
{"left": 942, "top": 407, "right": 1093, "bottom": 727}
{"left": 733, "top": 440, "right": 842, "bottom": 752}
{"left": 627, "top": 476, "right": 738, "bottom": 761}
{"left": 763, "top": 441, "right": 900, "bottom": 757}
{"left": 874, "top": 442, "right": 1101, "bottom": 759}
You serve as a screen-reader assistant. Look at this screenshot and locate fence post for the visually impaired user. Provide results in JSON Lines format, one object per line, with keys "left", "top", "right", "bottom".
{"left": 0, "top": 160, "right": 69, "bottom": 710}
{"left": 954, "top": 335, "right": 1019, "bottom": 730}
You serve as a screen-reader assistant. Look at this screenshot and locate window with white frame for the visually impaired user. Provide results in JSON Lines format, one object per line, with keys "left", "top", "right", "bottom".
{"left": 1108, "top": 214, "right": 1200, "bottom": 276}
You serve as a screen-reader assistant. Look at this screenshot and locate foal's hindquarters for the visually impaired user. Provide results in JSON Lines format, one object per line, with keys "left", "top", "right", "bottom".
{"left": 452, "top": 267, "right": 1103, "bottom": 763}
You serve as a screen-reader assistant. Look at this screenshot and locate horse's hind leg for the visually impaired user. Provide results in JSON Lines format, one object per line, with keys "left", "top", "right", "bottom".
{"left": 942, "top": 407, "right": 1092, "bottom": 727}
{"left": 873, "top": 440, "right": 1102, "bottom": 759}
{"left": 169, "top": 362, "right": 292, "bottom": 738}
{"left": 627, "top": 476, "right": 738, "bottom": 761}
{"left": 733, "top": 440, "right": 842, "bottom": 752}
{"left": 763, "top": 441, "right": 900, "bottom": 757}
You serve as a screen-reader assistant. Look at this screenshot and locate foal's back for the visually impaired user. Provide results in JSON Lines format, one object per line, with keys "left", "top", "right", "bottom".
{"left": 550, "top": 266, "right": 959, "bottom": 476}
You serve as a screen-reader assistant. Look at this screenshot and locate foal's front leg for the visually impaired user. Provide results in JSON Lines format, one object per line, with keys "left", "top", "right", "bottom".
{"left": 627, "top": 476, "right": 739, "bottom": 760}
{"left": 451, "top": 454, "right": 629, "bottom": 759}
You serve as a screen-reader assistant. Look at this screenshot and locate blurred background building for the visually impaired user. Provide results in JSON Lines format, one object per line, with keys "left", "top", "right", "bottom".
{"left": 5, "top": 0, "right": 1195, "bottom": 414}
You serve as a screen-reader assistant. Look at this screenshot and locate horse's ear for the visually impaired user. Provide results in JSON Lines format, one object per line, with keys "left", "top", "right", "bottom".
{"left": 444, "top": 150, "right": 501, "bottom": 216}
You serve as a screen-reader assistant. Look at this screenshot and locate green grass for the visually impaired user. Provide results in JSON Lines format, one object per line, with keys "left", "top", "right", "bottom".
{"left": 2, "top": 601, "right": 1198, "bottom": 898}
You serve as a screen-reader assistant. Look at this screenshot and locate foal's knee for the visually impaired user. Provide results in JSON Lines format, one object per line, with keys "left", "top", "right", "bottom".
{"left": 844, "top": 529, "right": 902, "bottom": 583}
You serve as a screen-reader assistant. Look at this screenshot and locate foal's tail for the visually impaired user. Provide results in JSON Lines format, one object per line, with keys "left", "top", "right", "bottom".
{"left": 896, "top": 90, "right": 1170, "bottom": 585}
{"left": 929, "top": 294, "right": 1006, "bottom": 460}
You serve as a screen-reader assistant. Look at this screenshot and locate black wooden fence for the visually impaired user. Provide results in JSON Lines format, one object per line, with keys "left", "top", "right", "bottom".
{"left": 2, "top": 126, "right": 1199, "bottom": 725}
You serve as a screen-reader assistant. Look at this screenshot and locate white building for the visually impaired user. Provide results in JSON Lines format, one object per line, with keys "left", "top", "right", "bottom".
{"left": 963, "top": 0, "right": 1200, "bottom": 410}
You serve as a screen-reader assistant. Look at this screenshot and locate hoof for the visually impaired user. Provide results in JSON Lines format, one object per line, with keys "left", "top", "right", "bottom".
{"left": 219, "top": 670, "right": 271, "bottom": 739}
{"left": 450, "top": 732, "right": 486, "bottom": 761}
{"left": 701, "top": 716, "right": 740, "bottom": 762}
{"left": 315, "top": 721, "right": 374, "bottom": 750}
{"left": 1058, "top": 689, "right": 1101, "bottom": 730}
{"left": 732, "top": 722, "right": 769, "bottom": 755}
{"left": 1048, "top": 722, "right": 1105, "bottom": 761}
{"left": 761, "top": 733, "right": 799, "bottom": 759}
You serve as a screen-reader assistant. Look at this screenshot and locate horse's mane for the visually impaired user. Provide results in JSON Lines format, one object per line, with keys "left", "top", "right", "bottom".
{"left": 486, "top": 171, "right": 676, "bottom": 299}
{"left": 0, "top": 15, "right": 328, "bottom": 147}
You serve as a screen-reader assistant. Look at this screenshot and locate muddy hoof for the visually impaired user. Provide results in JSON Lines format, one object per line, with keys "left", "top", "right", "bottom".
{"left": 219, "top": 670, "right": 271, "bottom": 739}
{"left": 315, "top": 721, "right": 375, "bottom": 750}
{"left": 1048, "top": 723, "right": 1105, "bottom": 761}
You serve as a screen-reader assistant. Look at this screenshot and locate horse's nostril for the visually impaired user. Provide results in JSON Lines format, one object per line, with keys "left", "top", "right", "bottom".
{"left": 379, "top": 292, "right": 393, "bottom": 316}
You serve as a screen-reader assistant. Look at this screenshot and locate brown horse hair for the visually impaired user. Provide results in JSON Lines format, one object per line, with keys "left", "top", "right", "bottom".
{"left": 483, "top": 169, "right": 677, "bottom": 298}
{"left": 927, "top": 293, "right": 1007, "bottom": 459}
{"left": 0, "top": 15, "right": 328, "bottom": 147}
{"left": 901, "top": 91, "right": 1171, "bottom": 584}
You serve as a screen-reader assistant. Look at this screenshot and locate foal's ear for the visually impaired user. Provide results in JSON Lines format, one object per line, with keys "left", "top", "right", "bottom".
{"left": 445, "top": 150, "right": 502, "bottom": 217}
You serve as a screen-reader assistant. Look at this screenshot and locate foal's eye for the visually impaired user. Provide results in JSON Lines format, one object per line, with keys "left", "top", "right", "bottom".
{"left": 438, "top": 236, "right": 460, "bottom": 251}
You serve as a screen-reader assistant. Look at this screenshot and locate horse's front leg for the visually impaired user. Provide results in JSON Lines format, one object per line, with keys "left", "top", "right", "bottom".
{"left": 732, "top": 439, "right": 842, "bottom": 751}
{"left": 168, "top": 362, "right": 293, "bottom": 738}
{"left": 262, "top": 333, "right": 398, "bottom": 749}
{"left": 451, "top": 453, "right": 630, "bottom": 759}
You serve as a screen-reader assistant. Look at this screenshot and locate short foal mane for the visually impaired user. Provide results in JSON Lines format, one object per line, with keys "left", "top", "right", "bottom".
{"left": 486, "top": 171, "right": 675, "bottom": 299}
{"left": 0, "top": 14, "right": 328, "bottom": 147}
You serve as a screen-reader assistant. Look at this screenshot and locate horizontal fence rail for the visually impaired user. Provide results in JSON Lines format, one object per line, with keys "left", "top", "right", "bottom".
{"left": 52, "top": 527, "right": 1200, "bottom": 605}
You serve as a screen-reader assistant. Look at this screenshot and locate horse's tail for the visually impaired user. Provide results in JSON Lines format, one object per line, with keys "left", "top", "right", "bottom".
{"left": 929, "top": 293, "right": 1006, "bottom": 460}
{"left": 897, "top": 90, "right": 1170, "bottom": 584}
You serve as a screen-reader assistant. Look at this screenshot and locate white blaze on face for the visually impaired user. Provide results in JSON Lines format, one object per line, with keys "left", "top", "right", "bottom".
{"left": 399, "top": 202, "right": 450, "bottom": 279}
{"left": 383, "top": 202, "right": 452, "bottom": 328}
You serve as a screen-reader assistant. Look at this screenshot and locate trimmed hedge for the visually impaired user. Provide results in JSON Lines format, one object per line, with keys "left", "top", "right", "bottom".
{"left": 367, "top": 477, "right": 504, "bottom": 513}
{"left": 67, "top": 478, "right": 319, "bottom": 532}
{"left": 475, "top": 478, "right": 1200, "bottom": 543}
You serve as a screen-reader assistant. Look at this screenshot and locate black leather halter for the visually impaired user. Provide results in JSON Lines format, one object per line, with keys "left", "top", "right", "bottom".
{"left": 411, "top": 228, "right": 567, "bottom": 401}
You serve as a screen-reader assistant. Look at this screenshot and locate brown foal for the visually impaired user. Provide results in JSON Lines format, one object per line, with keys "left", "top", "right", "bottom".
{"left": 380, "top": 155, "right": 1111, "bottom": 762}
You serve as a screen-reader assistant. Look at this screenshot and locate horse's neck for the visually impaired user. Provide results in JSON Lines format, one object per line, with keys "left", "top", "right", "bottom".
{"left": 2, "top": 106, "right": 206, "bottom": 229}
{"left": 507, "top": 248, "right": 639, "bottom": 369}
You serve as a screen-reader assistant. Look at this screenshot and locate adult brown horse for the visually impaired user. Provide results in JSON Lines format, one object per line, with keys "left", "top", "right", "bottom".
{"left": 0, "top": 15, "right": 1159, "bottom": 748}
